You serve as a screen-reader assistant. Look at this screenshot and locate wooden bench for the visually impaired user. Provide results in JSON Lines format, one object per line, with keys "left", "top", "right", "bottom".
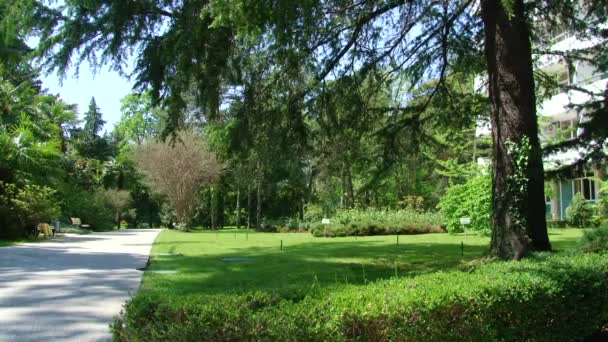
{"left": 70, "top": 217, "right": 91, "bottom": 229}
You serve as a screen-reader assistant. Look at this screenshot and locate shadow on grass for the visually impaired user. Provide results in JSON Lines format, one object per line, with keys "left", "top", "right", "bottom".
{"left": 144, "top": 240, "right": 489, "bottom": 298}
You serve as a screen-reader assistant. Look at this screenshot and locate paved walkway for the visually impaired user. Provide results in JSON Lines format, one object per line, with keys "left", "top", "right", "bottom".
{"left": 0, "top": 229, "right": 161, "bottom": 341}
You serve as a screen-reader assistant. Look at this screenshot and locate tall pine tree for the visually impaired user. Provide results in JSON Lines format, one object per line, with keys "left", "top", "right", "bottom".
{"left": 83, "top": 97, "right": 105, "bottom": 139}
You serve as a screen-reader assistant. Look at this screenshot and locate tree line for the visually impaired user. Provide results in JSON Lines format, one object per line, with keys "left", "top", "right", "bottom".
{"left": 2, "top": 0, "right": 607, "bottom": 259}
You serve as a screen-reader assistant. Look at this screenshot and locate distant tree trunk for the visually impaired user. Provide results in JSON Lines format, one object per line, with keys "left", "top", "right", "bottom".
{"left": 217, "top": 183, "right": 225, "bottom": 229}
{"left": 299, "top": 196, "right": 304, "bottom": 221}
{"left": 345, "top": 164, "right": 354, "bottom": 208}
{"left": 481, "top": 0, "right": 551, "bottom": 259}
{"left": 256, "top": 163, "right": 263, "bottom": 229}
{"left": 247, "top": 184, "right": 252, "bottom": 229}
{"left": 593, "top": 163, "right": 604, "bottom": 214}
{"left": 395, "top": 169, "right": 404, "bottom": 205}
{"left": 407, "top": 156, "right": 417, "bottom": 195}
{"left": 210, "top": 186, "right": 217, "bottom": 230}
{"left": 235, "top": 187, "right": 241, "bottom": 229}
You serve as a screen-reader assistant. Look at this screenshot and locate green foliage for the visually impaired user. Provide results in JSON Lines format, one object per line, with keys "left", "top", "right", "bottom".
{"left": 111, "top": 252, "right": 608, "bottom": 341}
{"left": 580, "top": 227, "right": 608, "bottom": 253}
{"left": 437, "top": 174, "right": 491, "bottom": 234}
{"left": 0, "top": 182, "right": 60, "bottom": 237}
{"left": 598, "top": 181, "right": 608, "bottom": 216}
{"left": 115, "top": 91, "right": 162, "bottom": 148}
{"left": 60, "top": 186, "right": 114, "bottom": 230}
{"left": 505, "top": 136, "right": 531, "bottom": 230}
{"left": 303, "top": 204, "right": 324, "bottom": 223}
{"left": 97, "top": 188, "right": 131, "bottom": 219}
{"left": 566, "top": 193, "right": 594, "bottom": 228}
{"left": 309, "top": 208, "right": 445, "bottom": 237}
{"left": 160, "top": 202, "right": 177, "bottom": 228}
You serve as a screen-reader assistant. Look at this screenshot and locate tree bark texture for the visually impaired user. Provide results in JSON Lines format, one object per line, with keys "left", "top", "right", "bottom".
{"left": 342, "top": 162, "right": 354, "bottom": 208}
{"left": 481, "top": 0, "right": 551, "bottom": 259}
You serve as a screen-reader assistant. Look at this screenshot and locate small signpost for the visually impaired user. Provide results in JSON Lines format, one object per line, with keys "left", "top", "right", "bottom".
{"left": 459, "top": 217, "right": 471, "bottom": 226}
{"left": 459, "top": 217, "right": 471, "bottom": 257}
{"left": 321, "top": 218, "right": 330, "bottom": 224}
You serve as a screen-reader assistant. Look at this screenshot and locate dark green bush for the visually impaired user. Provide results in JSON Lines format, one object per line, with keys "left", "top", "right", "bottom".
{"left": 580, "top": 227, "right": 608, "bottom": 253}
{"left": 111, "top": 253, "right": 608, "bottom": 341}
{"left": 60, "top": 186, "right": 114, "bottom": 230}
{"left": 437, "top": 175, "right": 491, "bottom": 234}
{"left": 0, "top": 182, "right": 60, "bottom": 237}
{"left": 547, "top": 219, "right": 568, "bottom": 228}
{"left": 566, "top": 193, "right": 594, "bottom": 227}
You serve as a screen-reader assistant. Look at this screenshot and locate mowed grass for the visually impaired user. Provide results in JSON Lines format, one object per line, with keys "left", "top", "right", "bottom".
{"left": 140, "top": 228, "right": 586, "bottom": 299}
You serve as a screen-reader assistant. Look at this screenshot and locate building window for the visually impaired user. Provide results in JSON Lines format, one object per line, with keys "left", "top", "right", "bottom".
{"left": 575, "top": 61, "right": 608, "bottom": 86}
{"left": 574, "top": 178, "right": 596, "bottom": 201}
{"left": 555, "top": 120, "right": 576, "bottom": 140}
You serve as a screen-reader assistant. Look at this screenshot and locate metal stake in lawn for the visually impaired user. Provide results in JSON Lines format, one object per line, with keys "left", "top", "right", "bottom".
{"left": 280, "top": 239, "right": 283, "bottom": 251}
{"left": 396, "top": 235, "right": 399, "bottom": 246}
{"left": 459, "top": 217, "right": 471, "bottom": 258}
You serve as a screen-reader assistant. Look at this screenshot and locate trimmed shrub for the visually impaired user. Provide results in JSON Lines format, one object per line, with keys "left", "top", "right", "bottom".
{"left": 111, "top": 253, "right": 608, "bottom": 341}
{"left": 566, "top": 193, "right": 594, "bottom": 227}
{"left": 309, "top": 209, "right": 445, "bottom": 237}
{"left": 580, "top": 227, "right": 608, "bottom": 253}
{"left": 437, "top": 175, "right": 491, "bottom": 234}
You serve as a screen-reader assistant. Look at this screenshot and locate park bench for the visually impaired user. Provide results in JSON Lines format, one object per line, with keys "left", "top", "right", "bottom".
{"left": 70, "top": 217, "right": 91, "bottom": 229}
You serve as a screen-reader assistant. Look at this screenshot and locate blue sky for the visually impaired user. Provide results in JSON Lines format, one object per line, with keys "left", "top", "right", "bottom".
{"left": 41, "top": 62, "right": 133, "bottom": 133}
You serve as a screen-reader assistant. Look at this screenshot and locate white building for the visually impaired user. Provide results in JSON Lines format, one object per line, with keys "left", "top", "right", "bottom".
{"left": 476, "top": 25, "right": 608, "bottom": 221}
{"left": 538, "top": 27, "right": 607, "bottom": 220}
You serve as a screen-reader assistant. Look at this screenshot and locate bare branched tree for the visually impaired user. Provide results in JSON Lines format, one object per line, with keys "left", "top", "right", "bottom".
{"left": 135, "top": 131, "right": 222, "bottom": 225}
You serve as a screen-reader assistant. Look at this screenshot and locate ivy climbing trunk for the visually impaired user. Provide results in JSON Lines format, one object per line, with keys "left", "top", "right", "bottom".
{"left": 481, "top": 0, "right": 551, "bottom": 259}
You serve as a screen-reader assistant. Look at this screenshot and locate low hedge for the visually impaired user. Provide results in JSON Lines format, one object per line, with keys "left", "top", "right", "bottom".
{"left": 112, "top": 253, "right": 608, "bottom": 341}
{"left": 309, "top": 209, "right": 446, "bottom": 237}
{"left": 310, "top": 223, "right": 445, "bottom": 237}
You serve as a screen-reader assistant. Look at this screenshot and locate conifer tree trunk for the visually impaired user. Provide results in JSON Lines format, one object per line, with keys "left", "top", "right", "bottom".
{"left": 217, "top": 183, "right": 225, "bottom": 229}
{"left": 236, "top": 188, "right": 241, "bottom": 229}
{"left": 256, "top": 162, "right": 263, "bottom": 229}
{"left": 481, "top": 0, "right": 551, "bottom": 258}
{"left": 247, "top": 184, "right": 252, "bottom": 229}
{"left": 341, "top": 161, "right": 354, "bottom": 208}
{"left": 210, "top": 186, "right": 217, "bottom": 230}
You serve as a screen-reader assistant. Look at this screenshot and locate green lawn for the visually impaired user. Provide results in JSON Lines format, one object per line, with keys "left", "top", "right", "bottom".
{"left": 0, "top": 240, "right": 16, "bottom": 247}
{"left": 140, "top": 228, "right": 586, "bottom": 299}
{"left": 0, "top": 237, "right": 45, "bottom": 247}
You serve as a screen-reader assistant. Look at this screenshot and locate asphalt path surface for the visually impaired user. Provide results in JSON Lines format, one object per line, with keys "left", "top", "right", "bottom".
{"left": 0, "top": 229, "right": 160, "bottom": 341}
